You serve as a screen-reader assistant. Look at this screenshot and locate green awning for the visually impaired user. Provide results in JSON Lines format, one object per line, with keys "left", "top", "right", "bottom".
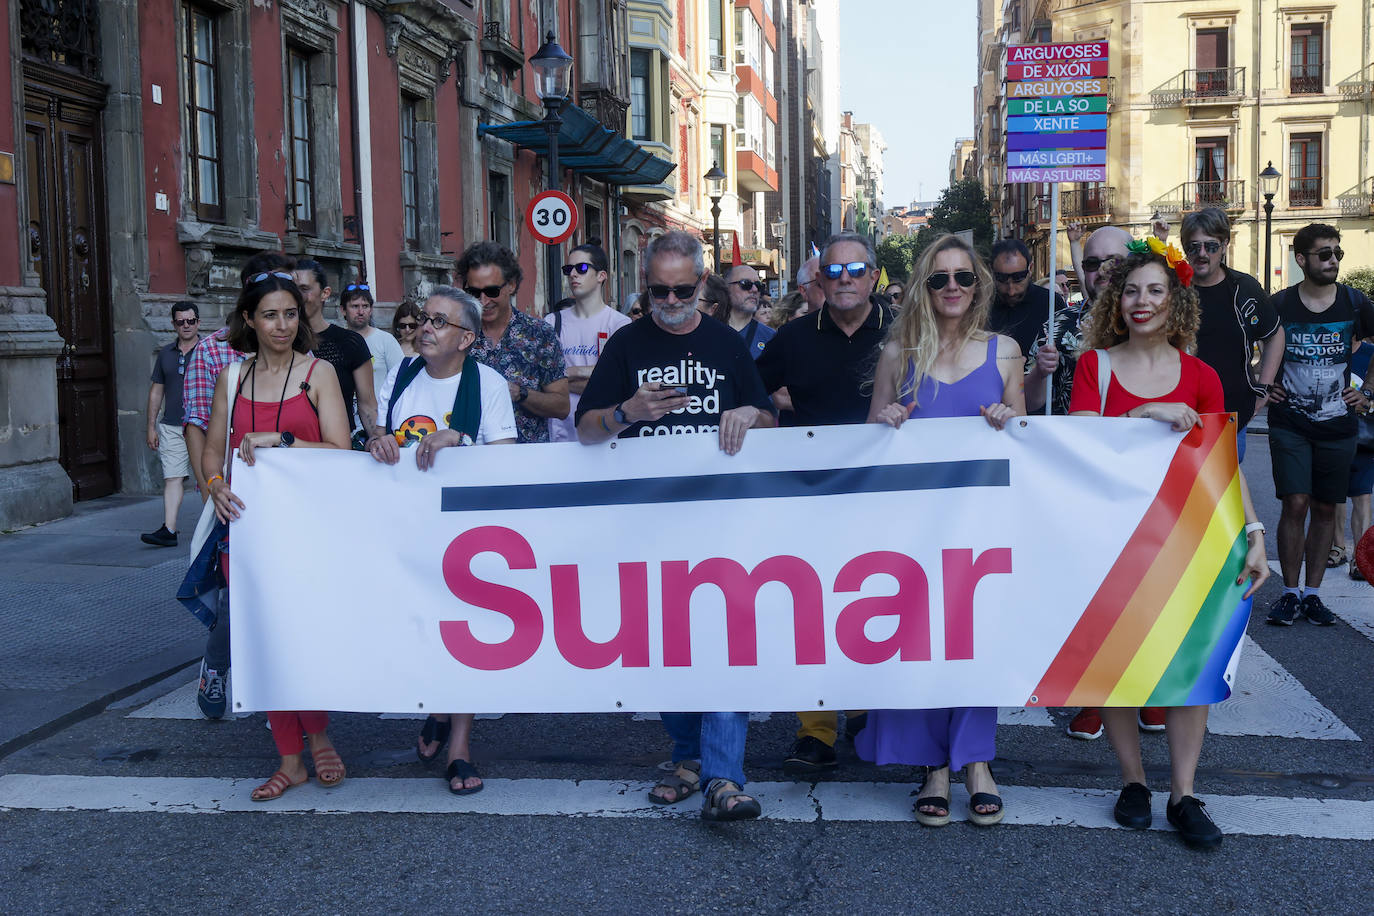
{"left": 478, "top": 104, "right": 676, "bottom": 187}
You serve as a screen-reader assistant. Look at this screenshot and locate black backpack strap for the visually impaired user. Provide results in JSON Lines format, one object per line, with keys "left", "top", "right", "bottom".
{"left": 384, "top": 356, "right": 428, "bottom": 434}
{"left": 554, "top": 308, "right": 563, "bottom": 337}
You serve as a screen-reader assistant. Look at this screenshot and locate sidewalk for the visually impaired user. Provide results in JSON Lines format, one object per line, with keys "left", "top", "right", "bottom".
{"left": 0, "top": 494, "right": 205, "bottom": 755}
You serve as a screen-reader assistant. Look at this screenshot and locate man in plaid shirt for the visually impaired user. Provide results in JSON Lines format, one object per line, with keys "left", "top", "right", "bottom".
{"left": 182, "top": 325, "right": 247, "bottom": 496}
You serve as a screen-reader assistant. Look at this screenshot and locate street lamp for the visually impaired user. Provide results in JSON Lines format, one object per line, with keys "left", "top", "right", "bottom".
{"left": 705, "top": 162, "right": 726, "bottom": 273}
{"left": 770, "top": 215, "right": 786, "bottom": 293}
{"left": 1259, "top": 160, "right": 1281, "bottom": 294}
{"left": 529, "top": 32, "right": 574, "bottom": 311}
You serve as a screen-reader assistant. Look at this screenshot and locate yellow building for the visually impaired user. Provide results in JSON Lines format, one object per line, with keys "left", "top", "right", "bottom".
{"left": 976, "top": 0, "right": 1374, "bottom": 289}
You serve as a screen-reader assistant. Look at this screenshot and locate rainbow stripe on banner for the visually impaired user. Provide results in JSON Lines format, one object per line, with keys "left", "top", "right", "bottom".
{"left": 1030, "top": 414, "right": 1250, "bottom": 708}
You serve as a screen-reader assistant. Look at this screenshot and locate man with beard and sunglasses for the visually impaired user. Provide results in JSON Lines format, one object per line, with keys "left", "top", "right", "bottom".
{"left": 546, "top": 242, "right": 630, "bottom": 442}
{"left": 1265, "top": 224, "right": 1374, "bottom": 627}
{"left": 988, "top": 238, "right": 1067, "bottom": 360}
{"left": 458, "top": 241, "right": 570, "bottom": 443}
{"left": 724, "top": 263, "right": 776, "bottom": 359}
{"left": 1180, "top": 208, "right": 1283, "bottom": 463}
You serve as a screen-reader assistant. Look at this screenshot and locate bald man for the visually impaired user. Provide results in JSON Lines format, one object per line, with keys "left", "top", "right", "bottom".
{"left": 1025, "top": 225, "right": 1134, "bottom": 414}
{"left": 724, "top": 264, "right": 775, "bottom": 360}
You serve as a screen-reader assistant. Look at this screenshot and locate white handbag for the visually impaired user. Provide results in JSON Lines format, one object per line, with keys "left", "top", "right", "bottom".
{"left": 188, "top": 359, "right": 242, "bottom": 560}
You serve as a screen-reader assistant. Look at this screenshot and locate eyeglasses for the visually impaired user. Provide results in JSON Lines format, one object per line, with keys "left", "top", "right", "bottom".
{"left": 1307, "top": 246, "right": 1344, "bottom": 262}
{"left": 925, "top": 270, "right": 978, "bottom": 291}
{"left": 1184, "top": 240, "right": 1223, "bottom": 256}
{"left": 1080, "top": 255, "right": 1120, "bottom": 273}
{"left": 820, "top": 261, "right": 870, "bottom": 280}
{"left": 731, "top": 279, "right": 761, "bottom": 291}
{"left": 343, "top": 283, "right": 371, "bottom": 292}
{"left": 464, "top": 284, "right": 505, "bottom": 300}
{"left": 396, "top": 321, "right": 418, "bottom": 331}
{"left": 647, "top": 283, "right": 700, "bottom": 302}
{"left": 247, "top": 271, "right": 294, "bottom": 286}
{"left": 416, "top": 311, "right": 474, "bottom": 332}
{"left": 173, "top": 317, "right": 199, "bottom": 327}
{"left": 993, "top": 269, "right": 1030, "bottom": 284}
{"left": 561, "top": 263, "right": 596, "bottom": 276}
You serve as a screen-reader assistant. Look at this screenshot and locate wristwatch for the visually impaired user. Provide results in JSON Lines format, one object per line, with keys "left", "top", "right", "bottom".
{"left": 279, "top": 431, "right": 295, "bottom": 448}
{"left": 613, "top": 402, "right": 629, "bottom": 425}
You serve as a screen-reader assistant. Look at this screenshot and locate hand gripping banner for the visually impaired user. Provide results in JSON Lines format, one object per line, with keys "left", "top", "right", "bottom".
{"left": 226, "top": 415, "right": 1247, "bottom": 714}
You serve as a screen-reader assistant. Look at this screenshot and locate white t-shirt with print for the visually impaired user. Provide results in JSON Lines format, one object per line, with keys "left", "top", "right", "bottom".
{"left": 545, "top": 305, "right": 631, "bottom": 442}
{"left": 377, "top": 359, "right": 517, "bottom": 446}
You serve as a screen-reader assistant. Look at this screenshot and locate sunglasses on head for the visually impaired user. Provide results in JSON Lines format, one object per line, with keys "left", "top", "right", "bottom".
{"left": 561, "top": 262, "right": 597, "bottom": 276}
{"left": 1184, "top": 240, "right": 1222, "bottom": 256}
{"left": 647, "top": 283, "right": 700, "bottom": 302}
{"left": 247, "top": 271, "right": 294, "bottom": 286}
{"left": 925, "top": 270, "right": 978, "bottom": 291}
{"left": 821, "top": 261, "right": 870, "bottom": 280}
{"left": 416, "top": 311, "right": 473, "bottom": 332}
{"left": 993, "top": 269, "right": 1030, "bottom": 284}
{"left": 1308, "top": 246, "right": 1344, "bottom": 262}
{"left": 344, "top": 283, "right": 371, "bottom": 292}
{"left": 463, "top": 284, "right": 505, "bottom": 300}
{"left": 731, "top": 279, "right": 761, "bottom": 291}
{"left": 173, "top": 317, "right": 199, "bottom": 327}
{"left": 1080, "top": 255, "right": 1120, "bottom": 273}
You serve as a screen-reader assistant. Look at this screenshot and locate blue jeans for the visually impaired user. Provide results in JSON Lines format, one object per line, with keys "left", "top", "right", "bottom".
{"left": 659, "top": 712, "right": 749, "bottom": 788}
{"left": 1237, "top": 422, "right": 1248, "bottom": 464}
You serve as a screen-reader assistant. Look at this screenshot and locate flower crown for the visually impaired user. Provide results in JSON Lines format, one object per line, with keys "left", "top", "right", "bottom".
{"left": 1126, "top": 237, "right": 1194, "bottom": 287}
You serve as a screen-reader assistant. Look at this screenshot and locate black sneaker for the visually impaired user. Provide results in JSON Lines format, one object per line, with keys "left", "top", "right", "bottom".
{"left": 1300, "top": 594, "right": 1336, "bottom": 626}
{"left": 1166, "top": 795, "right": 1223, "bottom": 849}
{"left": 141, "top": 525, "right": 177, "bottom": 548}
{"left": 782, "top": 735, "right": 838, "bottom": 776}
{"left": 1266, "top": 593, "right": 1300, "bottom": 626}
{"left": 843, "top": 712, "right": 868, "bottom": 743}
{"left": 1113, "top": 782, "right": 1152, "bottom": 829}
{"left": 196, "top": 659, "right": 227, "bottom": 719}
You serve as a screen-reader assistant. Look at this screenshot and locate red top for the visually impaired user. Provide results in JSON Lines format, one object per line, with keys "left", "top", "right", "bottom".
{"left": 229, "top": 359, "right": 323, "bottom": 450}
{"left": 1069, "top": 349, "right": 1225, "bottom": 418}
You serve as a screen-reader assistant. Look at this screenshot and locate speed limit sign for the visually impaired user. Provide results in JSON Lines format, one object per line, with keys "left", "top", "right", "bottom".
{"left": 525, "top": 190, "right": 579, "bottom": 245}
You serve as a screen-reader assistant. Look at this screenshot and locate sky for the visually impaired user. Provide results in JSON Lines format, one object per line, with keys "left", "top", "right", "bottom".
{"left": 838, "top": 1, "right": 977, "bottom": 209}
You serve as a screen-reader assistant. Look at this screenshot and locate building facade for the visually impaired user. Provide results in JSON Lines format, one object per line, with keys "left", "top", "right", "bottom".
{"left": 974, "top": 0, "right": 1374, "bottom": 285}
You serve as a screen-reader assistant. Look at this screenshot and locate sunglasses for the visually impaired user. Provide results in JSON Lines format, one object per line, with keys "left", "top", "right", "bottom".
{"left": 1080, "top": 255, "right": 1120, "bottom": 273}
{"left": 731, "top": 279, "right": 761, "bottom": 291}
{"left": 993, "top": 269, "right": 1030, "bottom": 284}
{"left": 396, "top": 321, "right": 418, "bottom": 330}
{"left": 820, "top": 261, "right": 870, "bottom": 280}
{"left": 647, "top": 283, "right": 700, "bottom": 302}
{"left": 344, "top": 283, "right": 371, "bottom": 292}
{"left": 177, "top": 350, "right": 189, "bottom": 375}
{"left": 247, "top": 271, "right": 294, "bottom": 285}
{"left": 416, "top": 311, "right": 474, "bottom": 332}
{"left": 464, "top": 284, "right": 505, "bottom": 300}
{"left": 1184, "top": 240, "right": 1222, "bottom": 256}
{"left": 561, "top": 263, "right": 597, "bottom": 276}
{"left": 1307, "top": 246, "right": 1344, "bottom": 262}
{"left": 173, "top": 317, "right": 199, "bottom": 327}
{"left": 629, "top": 308, "right": 644, "bottom": 318}
{"left": 925, "top": 270, "right": 978, "bottom": 291}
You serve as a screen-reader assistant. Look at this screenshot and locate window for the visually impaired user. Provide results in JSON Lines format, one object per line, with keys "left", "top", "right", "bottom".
{"left": 1194, "top": 137, "right": 1228, "bottom": 207}
{"left": 708, "top": 0, "right": 726, "bottom": 70}
{"left": 286, "top": 48, "right": 314, "bottom": 234}
{"left": 1289, "top": 133, "right": 1322, "bottom": 207}
{"left": 1194, "top": 28, "right": 1230, "bottom": 97}
{"left": 763, "top": 44, "right": 774, "bottom": 96}
{"left": 538, "top": 0, "right": 558, "bottom": 37}
{"left": 630, "top": 50, "right": 651, "bottom": 140}
{"left": 710, "top": 124, "right": 726, "bottom": 175}
{"left": 1291, "top": 24, "right": 1323, "bottom": 94}
{"left": 401, "top": 96, "right": 419, "bottom": 248}
{"left": 182, "top": 5, "right": 223, "bottom": 221}
{"left": 488, "top": 171, "right": 511, "bottom": 247}
{"left": 584, "top": 202, "right": 602, "bottom": 245}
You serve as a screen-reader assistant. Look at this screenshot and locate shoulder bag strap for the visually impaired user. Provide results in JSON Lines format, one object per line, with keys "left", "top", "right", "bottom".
{"left": 222, "top": 360, "right": 242, "bottom": 468}
{"left": 1096, "top": 348, "right": 1111, "bottom": 416}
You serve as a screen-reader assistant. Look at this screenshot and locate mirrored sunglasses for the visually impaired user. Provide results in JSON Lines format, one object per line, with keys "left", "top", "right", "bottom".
{"left": 561, "top": 263, "right": 596, "bottom": 276}
{"left": 1184, "top": 240, "right": 1222, "bottom": 256}
{"left": 820, "top": 261, "right": 870, "bottom": 280}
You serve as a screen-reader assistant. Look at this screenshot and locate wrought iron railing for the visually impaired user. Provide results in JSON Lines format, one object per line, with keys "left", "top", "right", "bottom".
{"left": 1290, "top": 64, "right": 1323, "bottom": 95}
{"left": 1289, "top": 177, "right": 1322, "bottom": 208}
{"left": 1337, "top": 64, "right": 1374, "bottom": 100}
{"left": 1150, "top": 68, "right": 1246, "bottom": 106}
{"left": 1152, "top": 180, "right": 1246, "bottom": 217}
{"left": 1336, "top": 178, "right": 1374, "bottom": 216}
{"left": 1060, "top": 186, "right": 1115, "bottom": 219}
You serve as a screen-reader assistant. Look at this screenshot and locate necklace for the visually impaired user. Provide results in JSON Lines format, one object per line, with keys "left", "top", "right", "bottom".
{"left": 247, "top": 351, "right": 296, "bottom": 433}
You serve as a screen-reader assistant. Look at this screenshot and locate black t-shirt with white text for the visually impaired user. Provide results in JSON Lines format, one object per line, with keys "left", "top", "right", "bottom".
{"left": 1271, "top": 283, "right": 1374, "bottom": 440}
{"left": 313, "top": 324, "right": 372, "bottom": 427}
{"left": 576, "top": 315, "right": 773, "bottom": 438}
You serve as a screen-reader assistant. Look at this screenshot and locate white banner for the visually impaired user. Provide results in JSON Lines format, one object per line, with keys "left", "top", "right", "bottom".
{"left": 228, "top": 418, "right": 1244, "bottom": 714}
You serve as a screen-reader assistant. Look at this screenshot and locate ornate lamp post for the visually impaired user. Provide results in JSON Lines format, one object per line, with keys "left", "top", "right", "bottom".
{"left": 704, "top": 162, "right": 726, "bottom": 273}
{"left": 1259, "top": 161, "right": 1281, "bottom": 294}
{"left": 529, "top": 32, "right": 574, "bottom": 310}
{"left": 770, "top": 215, "right": 786, "bottom": 293}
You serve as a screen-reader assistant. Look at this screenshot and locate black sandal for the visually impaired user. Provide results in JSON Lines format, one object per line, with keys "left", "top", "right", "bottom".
{"left": 700, "top": 779, "right": 761, "bottom": 821}
{"left": 649, "top": 760, "right": 701, "bottom": 805}
{"left": 968, "top": 792, "right": 1005, "bottom": 827}
{"left": 914, "top": 766, "right": 951, "bottom": 827}
{"left": 417, "top": 715, "right": 451, "bottom": 762}
{"left": 446, "top": 758, "right": 484, "bottom": 795}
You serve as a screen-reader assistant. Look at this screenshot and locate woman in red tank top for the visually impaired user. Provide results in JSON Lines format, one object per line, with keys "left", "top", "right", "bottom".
{"left": 202, "top": 272, "right": 351, "bottom": 801}
{"left": 1070, "top": 248, "right": 1268, "bottom": 849}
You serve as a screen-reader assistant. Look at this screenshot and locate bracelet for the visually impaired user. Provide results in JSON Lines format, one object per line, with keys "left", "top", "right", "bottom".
{"left": 1244, "top": 521, "right": 1265, "bottom": 536}
{"left": 206, "top": 474, "right": 224, "bottom": 491}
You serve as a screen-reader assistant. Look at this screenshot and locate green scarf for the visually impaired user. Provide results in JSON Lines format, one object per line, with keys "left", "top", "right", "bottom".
{"left": 385, "top": 356, "right": 483, "bottom": 445}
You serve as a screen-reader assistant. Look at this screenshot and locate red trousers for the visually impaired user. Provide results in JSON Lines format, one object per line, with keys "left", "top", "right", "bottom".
{"left": 267, "top": 711, "right": 329, "bottom": 755}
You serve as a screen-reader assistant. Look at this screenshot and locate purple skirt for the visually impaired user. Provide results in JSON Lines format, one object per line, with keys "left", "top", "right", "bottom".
{"left": 854, "top": 707, "right": 997, "bottom": 771}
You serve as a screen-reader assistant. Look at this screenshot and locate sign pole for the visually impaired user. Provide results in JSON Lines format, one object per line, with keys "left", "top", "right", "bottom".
{"left": 1046, "top": 182, "right": 1059, "bottom": 416}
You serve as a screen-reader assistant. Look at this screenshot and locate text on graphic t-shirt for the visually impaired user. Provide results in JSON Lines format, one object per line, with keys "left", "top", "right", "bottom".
{"left": 545, "top": 305, "right": 631, "bottom": 442}
{"left": 1270, "top": 284, "right": 1374, "bottom": 440}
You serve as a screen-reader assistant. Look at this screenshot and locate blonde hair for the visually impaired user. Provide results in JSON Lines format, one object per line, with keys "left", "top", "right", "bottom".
{"left": 887, "top": 233, "right": 995, "bottom": 405}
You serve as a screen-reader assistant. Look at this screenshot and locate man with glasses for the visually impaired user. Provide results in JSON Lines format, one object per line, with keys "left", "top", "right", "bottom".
{"left": 1181, "top": 208, "right": 1283, "bottom": 463}
{"left": 724, "top": 264, "right": 776, "bottom": 359}
{"left": 457, "top": 241, "right": 569, "bottom": 443}
{"left": 338, "top": 282, "right": 403, "bottom": 406}
{"left": 546, "top": 242, "right": 629, "bottom": 442}
{"left": 989, "top": 238, "right": 1066, "bottom": 360}
{"left": 576, "top": 230, "right": 775, "bottom": 822}
{"left": 366, "top": 287, "right": 515, "bottom": 795}
{"left": 1266, "top": 224, "right": 1374, "bottom": 627}
{"left": 756, "top": 230, "right": 894, "bottom": 774}
{"left": 142, "top": 300, "right": 202, "bottom": 548}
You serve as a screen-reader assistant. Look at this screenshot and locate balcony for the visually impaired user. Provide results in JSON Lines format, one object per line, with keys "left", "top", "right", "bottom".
{"left": 1061, "top": 186, "right": 1115, "bottom": 221}
{"left": 1289, "top": 177, "right": 1322, "bottom": 208}
{"left": 1337, "top": 64, "right": 1374, "bottom": 100}
{"left": 1150, "top": 68, "right": 1246, "bottom": 107}
{"left": 1151, "top": 180, "right": 1246, "bottom": 217}
{"left": 1337, "top": 178, "right": 1374, "bottom": 216}
{"left": 736, "top": 149, "right": 778, "bottom": 192}
{"left": 1290, "top": 64, "right": 1323, "bottom": 95}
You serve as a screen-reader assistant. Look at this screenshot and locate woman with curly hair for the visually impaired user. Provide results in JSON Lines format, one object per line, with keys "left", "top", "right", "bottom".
{"left": 860, "top": 232, "right": 1025, "bottom": 829}
{"left": 1070, "top": 243, "right": 1269, "bottom": 849}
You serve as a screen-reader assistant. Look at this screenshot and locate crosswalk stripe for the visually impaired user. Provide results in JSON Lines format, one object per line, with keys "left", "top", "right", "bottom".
{"left": 0, "top": 773, "right": 1370, "bottom": 840}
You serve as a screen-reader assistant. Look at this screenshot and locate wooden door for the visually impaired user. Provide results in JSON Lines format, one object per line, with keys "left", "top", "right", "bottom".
{"left": 24, "top": 62, "right": 118, "bottom": 500}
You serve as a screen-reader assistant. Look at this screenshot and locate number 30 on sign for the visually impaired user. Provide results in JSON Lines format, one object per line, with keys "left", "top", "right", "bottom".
{"left": 525, "top": 190, "right": 579, "bottom": 245}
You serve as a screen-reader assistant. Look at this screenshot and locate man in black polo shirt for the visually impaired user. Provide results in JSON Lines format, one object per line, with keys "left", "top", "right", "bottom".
{"left": 756, "top": 230, "right": 894, "bottom": 775}
{"left": 988, "top": 238, "right": 1066, "bottom": 360}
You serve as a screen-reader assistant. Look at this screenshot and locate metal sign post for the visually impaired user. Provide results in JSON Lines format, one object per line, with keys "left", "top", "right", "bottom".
{"left": 1046, "top": 184, "right": 1059, "bottom": 415}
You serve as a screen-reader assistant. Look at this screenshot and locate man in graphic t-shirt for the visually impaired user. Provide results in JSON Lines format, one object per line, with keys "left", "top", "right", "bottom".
{"left": 1266, "top": 223, "right": 1374, "bottom": 628}
{"left": 546, "top": 242, "right": 630, "bottom": 442}
{"left": 576, "top": 230, "right": 775, "bottom": 824}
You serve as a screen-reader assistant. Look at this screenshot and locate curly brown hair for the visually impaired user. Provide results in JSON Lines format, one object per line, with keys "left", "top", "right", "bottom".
{"left": 1084, "top": 250, "right": 1199, "bottom": 353}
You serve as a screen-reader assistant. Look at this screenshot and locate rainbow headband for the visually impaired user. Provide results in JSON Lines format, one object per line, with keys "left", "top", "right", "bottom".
{"left": 1126, "top": 237, "right": 1194, "bottom": 287}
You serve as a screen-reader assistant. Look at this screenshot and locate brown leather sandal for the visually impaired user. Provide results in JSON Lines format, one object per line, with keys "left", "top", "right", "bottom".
{"left": 250, "top": 770, "right": 306, "bottom": 802}
{"left": 649, "top": 760, "right": 701, "bottom": 805}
